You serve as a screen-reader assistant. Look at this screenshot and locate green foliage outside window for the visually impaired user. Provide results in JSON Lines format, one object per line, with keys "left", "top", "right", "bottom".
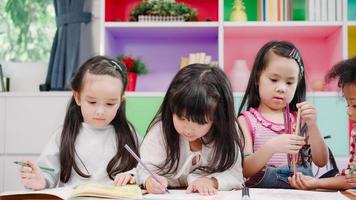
{"left": 0, "top": 0, "right": 55, "bottom": 62}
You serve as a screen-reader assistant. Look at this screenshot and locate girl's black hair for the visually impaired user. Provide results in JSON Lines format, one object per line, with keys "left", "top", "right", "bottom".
{"left": 59, "top": 55, "right": 139, "bottom": 183}
{"left": 238, "top": 40, "right": 306, "bottom": 115}
{"left": 325, "top": 56, "right": 356, "bottom": 88}
{"left": 146, "top": 63, "right": 244, "bottom": 175}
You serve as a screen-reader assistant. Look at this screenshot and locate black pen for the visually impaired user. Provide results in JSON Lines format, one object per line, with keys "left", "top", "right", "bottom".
{"left": 242, "top": 185, "right": 251, "bottom": 200}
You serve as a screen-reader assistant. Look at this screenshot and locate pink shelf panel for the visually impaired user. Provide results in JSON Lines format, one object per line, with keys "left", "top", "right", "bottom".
{"left": 224, "top": 26, "right": 343, "bottom": 91}
{"left": 105, "top": 0, "right": 218, "bottom": 22}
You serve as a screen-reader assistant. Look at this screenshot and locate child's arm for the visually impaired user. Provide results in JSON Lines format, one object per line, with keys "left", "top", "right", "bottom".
{"left": 289, "top": 172, "right": 355, "bottom": 190}
{"left": 238, "top": 116, "right": 305, "bottom": 177}
{"left": 297, "top": 102, "right": 329, "bottom": 167}
{"left": 18, "top": 129, "right": 61, "bottom": 190}
{"left": 136, "top": 123, "right": 169, "bottom": 193}
{"left": 19, "top": 160, "right": 47, "bottom": 190}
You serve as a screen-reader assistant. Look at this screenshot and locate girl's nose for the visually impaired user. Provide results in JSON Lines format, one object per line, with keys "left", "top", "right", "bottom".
{"left": 276, "top": 83, "right": 287, "bottom": 93}
{"left": 95, "top": 106, "right": 105, "bottom": 116}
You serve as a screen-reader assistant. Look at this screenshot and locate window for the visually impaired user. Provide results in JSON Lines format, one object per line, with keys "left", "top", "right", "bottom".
{"left": 0, "top": 0, "right": 55, "bottom": 62}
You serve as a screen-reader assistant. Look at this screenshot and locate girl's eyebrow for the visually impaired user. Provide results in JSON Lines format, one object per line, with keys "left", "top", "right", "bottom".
{"left": 269, "top": 73, "right": 296, "bottom": 80}
{"left": 85, "top": 96, "right": 96, "bottom": 99}
{"left": 107, "top": 98, "right": 119, "bottom": 101}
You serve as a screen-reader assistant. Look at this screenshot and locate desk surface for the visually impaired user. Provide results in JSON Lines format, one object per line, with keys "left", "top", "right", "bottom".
{"left": 0, "top": 188, "right": 353, "bottom": 200}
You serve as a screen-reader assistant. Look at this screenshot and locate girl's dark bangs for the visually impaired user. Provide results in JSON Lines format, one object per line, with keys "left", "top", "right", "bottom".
{"left": 170, "top": 84, "right": 216, "bottom": 124}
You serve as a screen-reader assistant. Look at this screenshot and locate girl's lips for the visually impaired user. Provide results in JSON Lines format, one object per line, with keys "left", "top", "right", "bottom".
{"left": 273, "top": 97, "right": 284, "bottom": 102}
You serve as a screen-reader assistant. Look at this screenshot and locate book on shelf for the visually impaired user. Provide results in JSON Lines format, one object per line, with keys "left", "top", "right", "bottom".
{"left": 0, "top": 183, "right": 143, "bottom": 200}
{"left": 327, "top": 0, "right": 336, "bottom": 21}
{"left": 180, "top": 52, "right": 214, "bottom": 68}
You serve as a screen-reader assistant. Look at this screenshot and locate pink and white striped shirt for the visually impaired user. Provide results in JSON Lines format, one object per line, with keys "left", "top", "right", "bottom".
{"left": 242, "top": 108, "right": 296, "bottom": 167}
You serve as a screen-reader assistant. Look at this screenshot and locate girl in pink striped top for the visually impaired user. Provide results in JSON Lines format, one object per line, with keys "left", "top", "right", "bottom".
{"left": 237, "top": 41, "right": 329, "bottom": 188}
{"left": 289, "top": 57, "right": 356, "bottom": 190}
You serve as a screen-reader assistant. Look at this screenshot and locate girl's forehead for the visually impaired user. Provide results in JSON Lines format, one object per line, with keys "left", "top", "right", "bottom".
{"left": 263, "top": 56, "right": 299, "bottom": 77}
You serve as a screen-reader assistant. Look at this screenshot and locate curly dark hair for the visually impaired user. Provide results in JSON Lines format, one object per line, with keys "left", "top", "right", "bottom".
{"left": 325, "top": 57, "right": 356, "bottom": 88}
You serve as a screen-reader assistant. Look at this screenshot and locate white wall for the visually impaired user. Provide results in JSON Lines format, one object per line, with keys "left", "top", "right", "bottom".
{"left": 0, "top": 93, "right": 70, "bottom": 192}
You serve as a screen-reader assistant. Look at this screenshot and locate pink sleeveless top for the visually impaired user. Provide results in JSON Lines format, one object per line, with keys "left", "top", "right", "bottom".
{"left": 242, "top": 108, "right": 296, "bottom": 167}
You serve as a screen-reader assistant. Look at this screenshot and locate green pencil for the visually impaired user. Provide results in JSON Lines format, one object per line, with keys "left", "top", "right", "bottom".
{"left": 14, "top": 161, "right": 55, "bottom": 172}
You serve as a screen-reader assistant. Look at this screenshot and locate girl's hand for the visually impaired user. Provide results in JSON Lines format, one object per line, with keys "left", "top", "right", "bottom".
{"left": 19, "top": 160, "right": 46, "bottom": 190}
{"left": 186, "top": 177, "right": 217, "bottom": 196}
{"left": 345, "top": 163, "right": 356, "bottom": 188}
{"left": 268, "top": 134, "right": 305, "bottom": 154}
{"left": 145, "top": 175, "right": 168, "bottom": 194}
{"left": 296, "top": 102, "right": 317, "bottom": 127}
{"left": 345, "top": 171, "right": 356, "bottom": 186}
{"left": 113, "top": 173, "right": 135, "bottom": 186}
{"left": 288, "top": 172, "right": 319, "bottom": 190}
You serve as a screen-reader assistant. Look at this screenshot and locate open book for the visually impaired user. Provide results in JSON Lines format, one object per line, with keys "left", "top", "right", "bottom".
{"left": 0, "top": 183, "right": 142, "bottom": 200}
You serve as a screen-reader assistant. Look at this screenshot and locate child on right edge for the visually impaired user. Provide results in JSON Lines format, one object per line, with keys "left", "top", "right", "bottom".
{"left": 289, "top": 57, "right": 356, "bottom": 190}
{"left": 237, "top": 40, "right": 329, "bottom": 188}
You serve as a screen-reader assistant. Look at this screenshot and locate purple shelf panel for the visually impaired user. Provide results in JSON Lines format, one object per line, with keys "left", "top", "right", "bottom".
{"left": 104, "top": 27, "right": 218, "bottom": 91}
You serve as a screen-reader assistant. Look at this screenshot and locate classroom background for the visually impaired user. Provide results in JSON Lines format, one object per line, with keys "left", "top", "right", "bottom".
{"left": 0, "top": 0, "right": 355, "bottom": 192}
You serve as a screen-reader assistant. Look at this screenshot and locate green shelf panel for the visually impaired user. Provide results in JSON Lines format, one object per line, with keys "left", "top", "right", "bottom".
{"left": 126, "top": 96, "right": 163, "bottom": 137}
{"left": 349, "top": 0, "right": 356, "bottom": 20}
{"left": 307, "top": 95, "right": 348, "bottom": 157}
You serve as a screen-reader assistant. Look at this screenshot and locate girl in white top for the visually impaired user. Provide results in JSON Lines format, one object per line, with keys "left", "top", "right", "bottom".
{"left": 18, "top": 56, "right": 140, "bottom": 190}
{"left": 137, "top": 64, "right": 244, "bottom": 195}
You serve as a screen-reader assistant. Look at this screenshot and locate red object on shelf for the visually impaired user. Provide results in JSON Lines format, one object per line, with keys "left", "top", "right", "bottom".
{"left": 126, "top": 72, "right": 137, "bottom": 91}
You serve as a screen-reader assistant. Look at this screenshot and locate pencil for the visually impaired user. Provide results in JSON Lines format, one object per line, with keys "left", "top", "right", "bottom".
{"left": 285, "top": 104, "right": 293, "bottom": 168}
{"left": 14, "top": 161, "right": 55, "bottom": 172}
{"left": 293, "top": 108, "right": 302, "bottom": 175}
{"left": 124, "top": 144, "right": 170, "bottom": 193}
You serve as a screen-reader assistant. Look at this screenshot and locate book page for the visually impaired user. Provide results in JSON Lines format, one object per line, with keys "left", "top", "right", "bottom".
{"left": 71, "top": 183, "right": 142, "bottom": 199}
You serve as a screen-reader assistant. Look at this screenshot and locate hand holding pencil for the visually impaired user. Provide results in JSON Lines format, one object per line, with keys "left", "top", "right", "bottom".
{"left": 124, "top": 144, "right": 169, "bottom": 194}
{"left": 17, "top": 160, "right": 47, "bottom": 190}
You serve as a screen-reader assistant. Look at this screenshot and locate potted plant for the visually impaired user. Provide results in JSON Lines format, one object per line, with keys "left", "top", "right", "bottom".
{"left": 129, "top": 0, "right": 198, "bottom": 22}
{"left": 116, "top": 54, "right": 148, "bottom": 91}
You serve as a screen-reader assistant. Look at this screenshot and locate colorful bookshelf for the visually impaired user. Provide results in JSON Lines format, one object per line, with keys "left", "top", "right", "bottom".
{"left": 100, "top": 0, "right": 350, "bottom": 156}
